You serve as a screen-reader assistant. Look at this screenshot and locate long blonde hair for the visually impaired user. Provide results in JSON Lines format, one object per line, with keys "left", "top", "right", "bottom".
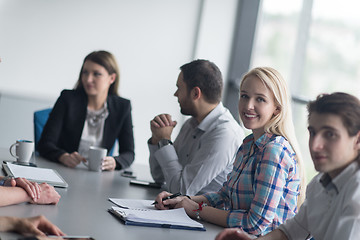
{"left": 240, "top": 67, "right": 306, "bottom": 208}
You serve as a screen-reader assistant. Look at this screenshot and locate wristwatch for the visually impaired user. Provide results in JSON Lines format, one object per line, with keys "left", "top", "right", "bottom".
{"left": 158, "top": 139, "right": 173, "bottom": 149}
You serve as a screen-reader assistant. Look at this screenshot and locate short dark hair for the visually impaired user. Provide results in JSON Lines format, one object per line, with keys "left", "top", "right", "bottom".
{"left": 180, "top": 59, "right": 223, "bottom": 103}
{"left": 75, "top": 50, "right": 120, "bottom": 96}
{"left": 307, "top": 92, "right": 360, "bottom": 136}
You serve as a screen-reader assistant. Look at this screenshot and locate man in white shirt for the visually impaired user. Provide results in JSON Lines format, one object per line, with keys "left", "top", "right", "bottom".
{"left": 215, "top": 92, "right": 360, "bottom": 240}
{"left": 148, "top": 59, "right": 244, "bottom": 195}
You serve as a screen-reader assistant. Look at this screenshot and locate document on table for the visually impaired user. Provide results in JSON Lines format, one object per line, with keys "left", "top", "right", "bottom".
{"left": 2, "top": 162, "right": 68, "bottom": 188}
{"left": 108, "top": 198, "right": 205, "bottom": 231}
{"left": 109, "top": 198, "right": 156, "bottom": 210}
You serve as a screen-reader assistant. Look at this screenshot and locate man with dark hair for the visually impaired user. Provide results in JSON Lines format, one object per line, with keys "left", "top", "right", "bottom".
{"left": 148, "top": 59, "right": 244, "bottom": 195}
{"left": 180, "top": 59, "right": 223, "bottom": 104}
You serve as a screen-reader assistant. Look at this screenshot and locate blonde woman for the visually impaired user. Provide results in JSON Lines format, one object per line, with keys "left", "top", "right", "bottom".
{"left": 154, "top": 67, "right": 305, "bottom": 236}
{"left": 216, "top": 93, "right": 360, "bottom": 239}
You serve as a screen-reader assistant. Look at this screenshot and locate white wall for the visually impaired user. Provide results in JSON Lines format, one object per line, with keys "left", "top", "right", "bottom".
{"left": 0, "top": 0, "right": 237, "bottom": 165}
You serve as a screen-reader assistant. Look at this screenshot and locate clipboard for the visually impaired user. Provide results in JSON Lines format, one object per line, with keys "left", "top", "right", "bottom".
{"left": 2, "top": 162, "right": 68, "bottom": 188}
{"left": 108, "top": 206, "right": 205, "bottom": 231}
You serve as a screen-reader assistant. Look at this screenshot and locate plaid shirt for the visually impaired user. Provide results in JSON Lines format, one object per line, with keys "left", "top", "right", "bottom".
{"left": 204, "top": 133, "right": 300, "bottom": 236}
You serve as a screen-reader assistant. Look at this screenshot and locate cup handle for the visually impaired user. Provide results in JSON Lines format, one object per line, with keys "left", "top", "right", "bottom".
{"left": 9, "top": 143, "right": 18, "bottom": 158}
{"left": 83, "top": 160, "right": 89, "bottom": 167}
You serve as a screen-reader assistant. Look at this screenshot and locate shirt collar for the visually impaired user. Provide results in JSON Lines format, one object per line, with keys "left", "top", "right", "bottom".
{"left": 195, "top": 102, "right": 225, "bottom": 131}
{"left": 320, "top": 160, "right": 360, "bottom": 192}
{"left": 242, "top": 132, "right": 275, "bottom": 151}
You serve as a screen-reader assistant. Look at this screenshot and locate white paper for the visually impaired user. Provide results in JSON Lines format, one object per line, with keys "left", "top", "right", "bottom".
{"left": 109, "top": 198, "right": 156, "bottom": 210}
{"left": 6, "top": 162, "right": 63, "bottom": 182}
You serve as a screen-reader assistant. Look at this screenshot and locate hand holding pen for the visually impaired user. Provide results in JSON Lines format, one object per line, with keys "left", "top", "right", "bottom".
{"left": 153, "top": 191, "right": 191, "bottom": 210}
{"left": 152, "top": 192, "right": 182, "bottom": 205}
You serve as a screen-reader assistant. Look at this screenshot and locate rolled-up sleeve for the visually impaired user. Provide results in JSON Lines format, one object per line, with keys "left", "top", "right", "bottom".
{"left": 204, "top": 185, "right": 231, "bottom": 209}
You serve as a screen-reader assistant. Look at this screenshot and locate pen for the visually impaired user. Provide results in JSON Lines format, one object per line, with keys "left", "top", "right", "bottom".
{"left": 152, "top": 192, "right": 182, "bottom": 205}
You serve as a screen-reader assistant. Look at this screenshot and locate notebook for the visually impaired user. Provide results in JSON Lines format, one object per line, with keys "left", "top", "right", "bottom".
{"left": 108, "top": 198, "right": 205, "bottom": 231}
{"left": 2, "top": 162, "right": 68, "bottom": 188}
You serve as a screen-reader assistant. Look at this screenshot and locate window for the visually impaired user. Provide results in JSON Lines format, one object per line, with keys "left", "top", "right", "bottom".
{"left": 251, "top": 0, "right": 360, "bottom": 181}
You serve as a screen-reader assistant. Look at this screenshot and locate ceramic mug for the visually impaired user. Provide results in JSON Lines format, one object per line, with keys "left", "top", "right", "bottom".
{"left": 84, "top": 146, "right": 107, "bottom": 172}
{"left": 9, "top": 140, "right": 34, "bottom": 164}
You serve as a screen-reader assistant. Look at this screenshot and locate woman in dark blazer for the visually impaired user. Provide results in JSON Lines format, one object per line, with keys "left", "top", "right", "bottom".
{"left": 38, "top": 51, "right": 134, "bottom": 170}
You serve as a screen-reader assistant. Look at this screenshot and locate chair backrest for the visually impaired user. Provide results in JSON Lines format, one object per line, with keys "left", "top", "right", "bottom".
{"left": 33, "top": 107, "right": 117, "bottom": 156}
{"left": 109, "top": 140, "right": 117, "bottom": 156}
{"left": 34, "top": 108, "right": 52, "bottom": 153}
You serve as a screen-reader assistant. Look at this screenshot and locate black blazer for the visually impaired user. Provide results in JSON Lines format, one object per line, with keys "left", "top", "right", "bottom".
{"left": 38, "top": 89, "right": 135, "bottom": 169}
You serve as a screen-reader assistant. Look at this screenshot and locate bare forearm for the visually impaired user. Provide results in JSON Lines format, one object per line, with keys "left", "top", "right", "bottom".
{"left": 198, "top": 206, "right": 229, "bottom": 227}
{"left": 0, "top": 187, "right": 31, "bottom": 207}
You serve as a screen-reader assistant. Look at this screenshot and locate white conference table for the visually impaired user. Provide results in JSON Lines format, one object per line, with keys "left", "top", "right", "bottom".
{"left": 0, "top": 148, "right": 224, "bottom": 240}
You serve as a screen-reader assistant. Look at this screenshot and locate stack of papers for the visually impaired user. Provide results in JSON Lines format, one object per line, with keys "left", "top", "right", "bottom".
{"left": 108, "top": 198, "right": 205, "bottom": 231}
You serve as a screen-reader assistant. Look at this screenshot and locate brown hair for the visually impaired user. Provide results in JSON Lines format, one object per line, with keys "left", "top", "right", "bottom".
{"left": 74, "top": 50, "right": 120, "bottom": 96}
{"left": 180, "top": 59, "right": 223, "bottom": 104}
{"left": 307, "top": 92, "right": 360, "bottom": 136}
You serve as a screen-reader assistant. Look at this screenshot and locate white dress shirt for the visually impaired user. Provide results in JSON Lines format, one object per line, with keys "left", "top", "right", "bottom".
{"left": 278, "top": 160, "right": 360, "bottom": 240}
{"left": 148, "top": 102, "right": 244, "bottom": 195}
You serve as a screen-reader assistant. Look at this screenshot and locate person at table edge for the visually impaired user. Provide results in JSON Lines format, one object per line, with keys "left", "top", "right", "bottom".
{"left": 38, "top": 50, "right": 134, "bottom": 170}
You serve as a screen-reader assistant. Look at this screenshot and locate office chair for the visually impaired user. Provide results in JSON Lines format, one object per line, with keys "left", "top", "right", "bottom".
{"left": 33, "top": 107, "right": 117, "bottom": 156}
{"left": 33, "top": 108, "right": 52, "bottom": 154}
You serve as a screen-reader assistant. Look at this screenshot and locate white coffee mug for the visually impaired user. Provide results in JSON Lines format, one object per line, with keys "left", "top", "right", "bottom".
{"left": 9, "top": 140, "right": 34, "bottom": 164}
{"left": 84, "top": 146, "right": 107, "bottom": 172}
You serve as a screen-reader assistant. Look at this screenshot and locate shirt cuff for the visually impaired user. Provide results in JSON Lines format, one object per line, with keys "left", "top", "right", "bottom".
{"left": 148, "top": 141, "right": 158, "bottom": 151}
{"left": 203, "top": 192, "right": 221, "bottom": 206}
{"left": 154, "top": 145, "right": 178, "bottom": 165}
